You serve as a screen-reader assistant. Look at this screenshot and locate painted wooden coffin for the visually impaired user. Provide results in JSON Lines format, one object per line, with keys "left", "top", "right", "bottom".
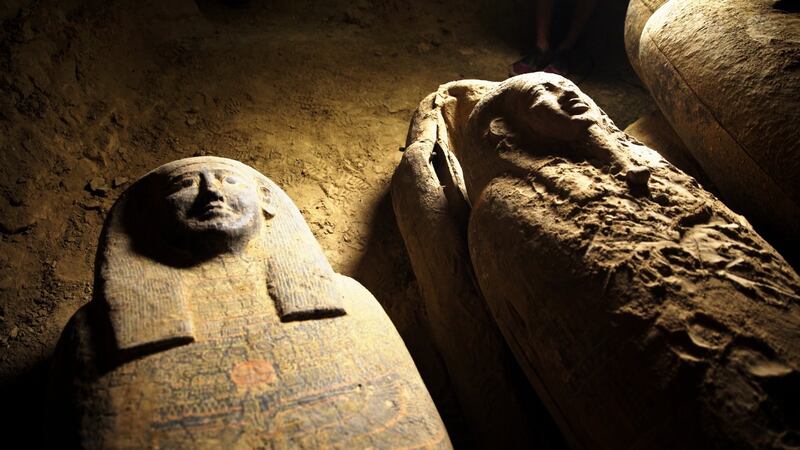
{"left": 47, "top": 157, "right": 451, "bottom": 450}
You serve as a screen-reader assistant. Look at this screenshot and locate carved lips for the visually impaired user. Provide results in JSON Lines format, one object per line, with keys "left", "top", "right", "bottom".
{"left": 561, "top": 93, "right": 590, "bottom": 115}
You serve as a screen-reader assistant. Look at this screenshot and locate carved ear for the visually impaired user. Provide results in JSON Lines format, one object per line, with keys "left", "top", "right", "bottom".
{"left": 259, "top": 177, "right": 346, "bottom": 321}
{"left": 488, "top": 117, "right": 511, "bottom": 137}
{"left": 259, "top": 183, "right": 277, "bottom": 219}
{"left": 96, "top": 186, "right": 195, "bottom": 354}
{"left": 468, "top": 83, "right": 516, "bottom": 145}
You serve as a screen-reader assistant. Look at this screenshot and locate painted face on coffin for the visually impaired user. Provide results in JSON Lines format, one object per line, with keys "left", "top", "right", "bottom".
{"left": 160, "top": 161, "right": 263, "bottom": 253}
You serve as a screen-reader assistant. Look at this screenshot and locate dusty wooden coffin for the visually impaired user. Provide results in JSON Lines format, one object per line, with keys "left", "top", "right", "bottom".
{"left": 623, "top": 0, "right": 668, "bottom": 79}
{"left": 398, "top": 73, "right": 800, "bottom": 450}
{"left": 626, "top": 0, "right": 800, "bottom": 264}
{"left": 392, "top": 83, "right": 568, "bottom": 450}
{"left": 46, "top": 156, "right": 451, "bottom": 449}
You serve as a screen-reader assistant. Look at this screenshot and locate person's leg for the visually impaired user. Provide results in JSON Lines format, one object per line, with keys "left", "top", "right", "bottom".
{"left": 557, "top": 0, "right": 597, "bottom": 52}
{"left": 510, "top": 0, "right": 556, "bottom": 76}
{"left": 538, "top": 0, "right": 596, "bottom": 77}
{"left": 535, "top": 0, "right": 554, "bottom": 52}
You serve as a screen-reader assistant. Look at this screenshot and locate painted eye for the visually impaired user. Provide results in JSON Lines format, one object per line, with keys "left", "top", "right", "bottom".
{"left": 180, "top": 178, "right": 195, "bottom": 188}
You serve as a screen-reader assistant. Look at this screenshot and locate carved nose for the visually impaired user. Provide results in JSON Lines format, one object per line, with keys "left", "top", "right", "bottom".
{"left": 199, "top": 175, "right": 224, "bottom": 201}
{"left": 561, "top": 90, "right": 579, "bottom": 102}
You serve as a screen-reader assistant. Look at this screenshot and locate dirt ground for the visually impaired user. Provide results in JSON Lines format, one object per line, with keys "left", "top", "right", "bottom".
{"left": 0, "top": 0, "right": 653, "bottom": 445}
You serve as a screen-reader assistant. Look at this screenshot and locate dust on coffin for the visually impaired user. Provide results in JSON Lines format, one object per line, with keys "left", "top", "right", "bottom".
{"left": 395, "top": 73, "right": 800, "bottom": 450}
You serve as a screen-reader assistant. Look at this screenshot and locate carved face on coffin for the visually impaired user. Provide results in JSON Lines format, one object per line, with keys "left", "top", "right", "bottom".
{"left": 161, "top": 162, "right": 263, "bottom": 251}
{"left": 464, "top": 73, "right": 618, "bottom": 199}
{"left": 104, "top": 156, "right": 345, "bottom": 352}
{"left": 154, "top": 161, "right": 273, "bottom": 255}
{"left": 518, "top": 73, "right": 601, "bottom": 143}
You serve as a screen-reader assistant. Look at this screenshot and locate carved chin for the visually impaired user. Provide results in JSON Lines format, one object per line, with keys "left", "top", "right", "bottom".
{"left": 565, "top": 112, "right": 597, "bottom": 132}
